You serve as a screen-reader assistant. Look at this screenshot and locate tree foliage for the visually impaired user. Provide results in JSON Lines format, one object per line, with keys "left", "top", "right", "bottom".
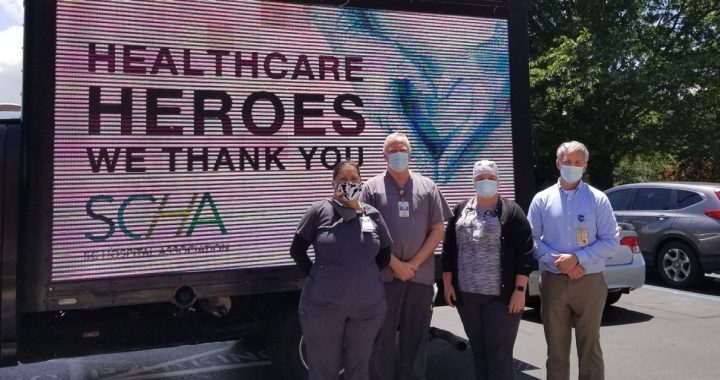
{"left": 528, "top": 0, "right": 720, "bottom": 190}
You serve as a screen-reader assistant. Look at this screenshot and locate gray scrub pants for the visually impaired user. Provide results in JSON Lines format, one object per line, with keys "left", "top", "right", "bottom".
{"left": 300, "top": 298, "right": 386, "bottom": 380}
{"left": 456, "top": 292, "right": 521, "bottom": 380}
{"left": 371, "top": 280, "right": 434, "bottom": 380}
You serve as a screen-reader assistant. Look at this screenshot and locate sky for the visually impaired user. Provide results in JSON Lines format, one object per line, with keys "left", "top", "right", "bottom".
{"left": 0, "top": 0, "right": 23, "bottom": 110}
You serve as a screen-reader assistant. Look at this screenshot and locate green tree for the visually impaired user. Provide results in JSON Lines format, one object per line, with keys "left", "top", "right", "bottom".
{"left": 614, "top": 153, "right": 676, "bottom": 184}
{"left": 529, "top": 0, "right": 720, "bottom": 189}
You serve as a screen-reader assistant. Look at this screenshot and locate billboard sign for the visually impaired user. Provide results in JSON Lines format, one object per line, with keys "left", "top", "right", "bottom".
{"left": 51, "top": 0, "right": 514, "bottom": 281}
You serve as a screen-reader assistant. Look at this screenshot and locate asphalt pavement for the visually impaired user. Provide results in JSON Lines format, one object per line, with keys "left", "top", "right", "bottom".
{"left": 2, "top": 274, "right": 720, "bottom": 379}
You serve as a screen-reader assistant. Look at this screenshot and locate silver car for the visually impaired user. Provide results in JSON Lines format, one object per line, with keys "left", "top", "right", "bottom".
{"left": 527, "top": 224, "right": 646, "bottom": 307}
{"left": 606, "top": 182, "right": 720, "bottom": 287}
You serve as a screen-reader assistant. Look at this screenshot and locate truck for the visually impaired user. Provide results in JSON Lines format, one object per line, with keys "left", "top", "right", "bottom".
{"left": 0, "top": 0, "right": 532, "bottom": 377}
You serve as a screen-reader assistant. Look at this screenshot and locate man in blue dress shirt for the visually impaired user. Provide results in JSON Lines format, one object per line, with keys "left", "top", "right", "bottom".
{"left": 527, "top": 141, "right": 619, "bottom": 380}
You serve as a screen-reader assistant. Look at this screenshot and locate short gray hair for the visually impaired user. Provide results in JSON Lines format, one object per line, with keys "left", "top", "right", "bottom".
{"left": 383, "top": 132, "right": 412, "bottom": 153}
{"left": 556, "top": 141, "right": 589, "bottom": 163}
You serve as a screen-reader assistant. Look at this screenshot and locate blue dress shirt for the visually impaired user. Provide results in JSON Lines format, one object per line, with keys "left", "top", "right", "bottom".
{"left": 527, "top": 180, "right": 619, "bottom": 274}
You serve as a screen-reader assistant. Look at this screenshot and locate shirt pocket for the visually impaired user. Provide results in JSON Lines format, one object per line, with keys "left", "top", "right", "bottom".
{"left": 412, "top": 193, "right": 427, "bottom": 214}
{"left": 576, "top": 212, "right": 598, "bottom": 245}
{"left": 577, "top": 212, "right": 596, "bottom": 228}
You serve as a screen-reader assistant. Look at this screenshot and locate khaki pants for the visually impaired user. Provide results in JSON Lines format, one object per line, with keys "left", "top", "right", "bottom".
{"left": 540, "top": 272, "right": 607, "bottom": 380}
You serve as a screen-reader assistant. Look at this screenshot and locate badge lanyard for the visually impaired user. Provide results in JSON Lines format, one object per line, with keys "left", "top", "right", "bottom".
{"left": 472, "top": 217, "right": 486, "bottom": 241}
{"left": 465, "top": 199, "right": 490, "bottom": 242}
{"left": 397, "top": 186, "right": 410, "bottom": 218}
{"left": 576, "top": 214, "right": 589, "bottom": 247}
{"left": 360, "top": 212, "right": 376, "bottom": 233}
{"left": 565, "top": 187, "right": 588, "bottom": 247}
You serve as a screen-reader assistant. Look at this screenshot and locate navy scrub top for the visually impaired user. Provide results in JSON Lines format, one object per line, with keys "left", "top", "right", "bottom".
{"left": 296, "top": 200, "right": 393, "bottom": 308}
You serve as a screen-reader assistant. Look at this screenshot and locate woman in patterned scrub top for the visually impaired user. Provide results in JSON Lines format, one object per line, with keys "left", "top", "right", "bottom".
{"left": 441, "top": 160, "right": 536, "bottom": 380}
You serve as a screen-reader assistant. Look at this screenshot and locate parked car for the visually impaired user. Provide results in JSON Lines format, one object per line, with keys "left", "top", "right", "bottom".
{"left": 526, "top": 223, "right": 646, "bottom": 308}
{"left": 605, "top": 182, "right": 720, "bottom": 287}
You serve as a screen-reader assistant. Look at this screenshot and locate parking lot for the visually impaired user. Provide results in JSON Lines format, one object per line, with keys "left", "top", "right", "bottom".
{"left": 1, "top": 273, "right": 719, "bottom": 380}
{"left": 512, "top": 273, "right": 720, "bottom": 379}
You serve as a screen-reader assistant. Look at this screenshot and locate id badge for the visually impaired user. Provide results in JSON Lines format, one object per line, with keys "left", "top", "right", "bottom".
{"left": 472, "top": 219, "right": 485, "bottom": 241}
{"left": 360, "top": 216, "right": 376, "bottom": 232}
{"left": 398, "top": 201, "right": 410, "bottom": 218}
{"left": 576, "top": 227, "right": 589, "bottom": 247}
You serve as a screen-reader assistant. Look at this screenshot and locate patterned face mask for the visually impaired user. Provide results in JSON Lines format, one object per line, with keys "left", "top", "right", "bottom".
{"left": 334, "top": 181, "right": 363, "bottom": 201}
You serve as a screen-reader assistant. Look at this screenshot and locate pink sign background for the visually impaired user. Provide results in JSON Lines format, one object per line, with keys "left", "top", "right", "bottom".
{"left": 53, "top": 0, "right": 513, "bottom": 281}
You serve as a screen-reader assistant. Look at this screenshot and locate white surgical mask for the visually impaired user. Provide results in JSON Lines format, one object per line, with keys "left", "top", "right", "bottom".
{"left": 335, "top": 181, "right": 363, "bottom": 201}
{"left": 560, "top": 165, "right": 583, "bottom": 184}
{"left": 475, "top": 179, "right": 498, "bottom": 198}
{"left": 387, "top": 152, "right": 409, "bottom": 172}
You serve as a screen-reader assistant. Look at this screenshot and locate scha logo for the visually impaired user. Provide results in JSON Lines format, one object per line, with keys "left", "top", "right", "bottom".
{"left": 83, "top": 192, "right": 227, "bottom": 242}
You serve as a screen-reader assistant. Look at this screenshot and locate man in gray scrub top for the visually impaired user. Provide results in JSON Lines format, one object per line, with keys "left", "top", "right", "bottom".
{"left": 361, "top": 132, "right": 453, "bottom": 380}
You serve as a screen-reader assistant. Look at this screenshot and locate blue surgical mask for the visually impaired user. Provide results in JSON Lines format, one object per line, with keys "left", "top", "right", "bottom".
{"left": 387, "top": 152, "right": 409, "bottom": 172}
{"left": 560, "top": 165, "right": 584, "bottom": 184}
{"left": 475, "top": 179, "right": 498, "bottom": 198}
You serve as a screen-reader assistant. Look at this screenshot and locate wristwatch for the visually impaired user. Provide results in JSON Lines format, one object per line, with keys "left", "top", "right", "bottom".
{"left": 514, "top": 285, "right": 526, "bottom": 292}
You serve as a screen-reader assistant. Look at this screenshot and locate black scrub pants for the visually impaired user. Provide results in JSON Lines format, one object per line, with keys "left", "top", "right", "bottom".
{"left": 300, "top": 297, "right": 386, "bottom": 380}
{"left": 456, "top": 292, "right": 522, "bottom": 380}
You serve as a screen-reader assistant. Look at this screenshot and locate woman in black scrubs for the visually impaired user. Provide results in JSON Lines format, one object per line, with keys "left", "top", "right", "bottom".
{"left": 290, "top": 160, "right": 393, "bottom": 380}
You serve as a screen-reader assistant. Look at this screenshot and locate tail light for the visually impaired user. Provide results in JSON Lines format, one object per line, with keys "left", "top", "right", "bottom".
{"left": 705, "top": 191, "right": 720, "bottom": 220}
{"left": 620, "top": 236, "right": 641, "bottom": 254}
{"left": 705, "top": 210, "right": 720, "bottom": 220}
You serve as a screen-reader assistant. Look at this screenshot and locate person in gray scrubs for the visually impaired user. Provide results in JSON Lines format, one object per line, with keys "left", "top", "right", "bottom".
{"left": 441, "top": 160, "right": 535, "bottom": 380}
{"left": 361, "top": 132, "right": 452, "bottom": 380}
{"left": 290, "top": 161, "right": 393, "bottom": 380}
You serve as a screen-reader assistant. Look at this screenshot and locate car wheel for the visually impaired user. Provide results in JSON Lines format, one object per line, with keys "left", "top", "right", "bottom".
{"left": 656, "top": 241, "right": 703, "bottom": 288}
{"left": 605, "top": 291, "right": 622, "bottom": 306}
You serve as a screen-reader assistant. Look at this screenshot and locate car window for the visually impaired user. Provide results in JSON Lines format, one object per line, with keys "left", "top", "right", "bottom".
{"left": 607, "top": 189, "right": 634, "bottom": 211}
{"left": 631, "top": 188, "right": 672, "bottom": 211}
{"left": 676, "top": 190, "right": 703, "bottom": 209}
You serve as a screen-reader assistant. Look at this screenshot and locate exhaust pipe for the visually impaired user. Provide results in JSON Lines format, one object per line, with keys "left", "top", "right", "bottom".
{"left": 172, "top": 285, "right": 197, "bottom": 310}
{"left": 429, "top": 327, "right": 469, "bottom": 351}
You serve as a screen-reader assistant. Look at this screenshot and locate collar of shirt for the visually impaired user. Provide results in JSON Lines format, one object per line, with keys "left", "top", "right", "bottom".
{"left": 330, "top": 199, "right": 363, "bottom": 223}
{"left": 384, "top": 170, "right": 414, "bottom": 197}
{"left": 469, "top": 196, "right": 500, "bottom": 214}
{"left": 461, "top": 197, "right": 500, "bottom": 224}
{"left": 557, "top": 179, "right": 586, "bottom": 200}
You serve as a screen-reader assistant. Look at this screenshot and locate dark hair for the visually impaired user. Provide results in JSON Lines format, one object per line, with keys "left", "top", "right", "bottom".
{"left": 332, "top": 160, "right": 361, "bottom": 180}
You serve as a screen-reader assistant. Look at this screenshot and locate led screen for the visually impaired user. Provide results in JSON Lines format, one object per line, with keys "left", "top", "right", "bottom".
{"left": 52, "top": 0, "right": 514, "bottom": 281}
